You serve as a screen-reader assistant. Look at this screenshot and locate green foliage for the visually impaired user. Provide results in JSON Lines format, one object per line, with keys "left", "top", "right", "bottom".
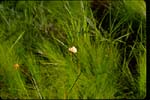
{"left": 0, "top": 0, "right": 146, "bottom": 99}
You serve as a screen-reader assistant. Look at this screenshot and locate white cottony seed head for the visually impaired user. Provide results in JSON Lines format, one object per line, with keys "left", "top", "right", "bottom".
{"left": 68, "top": 46, "right": 77, "bottom": 53}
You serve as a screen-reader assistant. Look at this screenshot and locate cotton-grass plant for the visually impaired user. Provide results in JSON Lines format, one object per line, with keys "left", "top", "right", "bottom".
{"left": 33, "top": 1, "right": 121, "bottom": 99}
{"left": 0, "top": 0, "right": 146, "bottom": 99}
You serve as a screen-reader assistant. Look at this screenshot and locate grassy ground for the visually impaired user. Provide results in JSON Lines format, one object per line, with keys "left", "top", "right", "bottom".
{"left": 0, "top": 0, "right": 146, "bottom": 99}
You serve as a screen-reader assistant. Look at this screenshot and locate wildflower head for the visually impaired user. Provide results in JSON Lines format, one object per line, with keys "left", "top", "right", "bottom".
{"left": 13, "top": 63, "right": 20, "bottom": 70}
{"left": 68, "top": 46, "right": 77, "bottom": 53}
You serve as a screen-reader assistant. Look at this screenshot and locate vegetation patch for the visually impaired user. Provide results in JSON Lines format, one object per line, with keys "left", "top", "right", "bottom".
{"left": 0, "top": 0, "right": 146, "bottom": 99}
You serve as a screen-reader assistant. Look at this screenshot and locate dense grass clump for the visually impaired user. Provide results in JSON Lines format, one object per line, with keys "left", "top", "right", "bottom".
{"left": 0, "top": 0, "right": 146, "bottom": 99}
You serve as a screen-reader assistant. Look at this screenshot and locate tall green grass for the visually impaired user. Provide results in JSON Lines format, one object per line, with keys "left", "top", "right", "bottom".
{"left": 0, "top": 0, "right": 146, "bottom": 99}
